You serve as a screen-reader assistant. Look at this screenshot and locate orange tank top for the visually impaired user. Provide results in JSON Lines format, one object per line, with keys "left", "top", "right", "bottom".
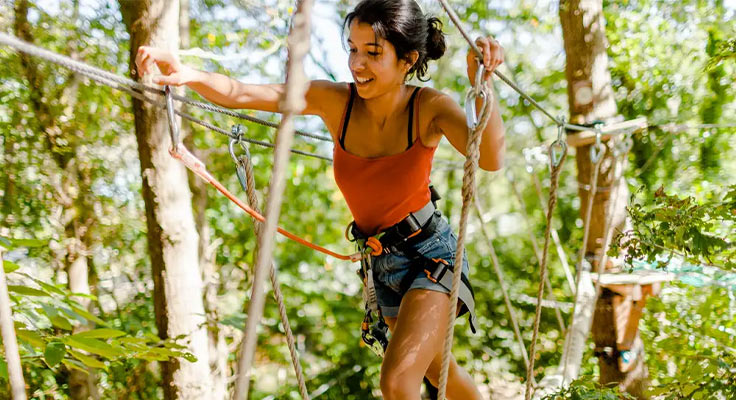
{"left": 333, "top": 83, "right": 437, "bottom": 235}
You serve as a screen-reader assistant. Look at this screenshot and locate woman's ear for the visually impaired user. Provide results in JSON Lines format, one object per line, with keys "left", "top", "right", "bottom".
{"left": 403, "top": 50, "right": 420, "bottom": 73}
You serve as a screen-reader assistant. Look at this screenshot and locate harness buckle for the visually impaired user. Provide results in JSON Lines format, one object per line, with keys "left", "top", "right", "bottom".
{"left": 424, "top": 258, "right": 450, "bottom": 284}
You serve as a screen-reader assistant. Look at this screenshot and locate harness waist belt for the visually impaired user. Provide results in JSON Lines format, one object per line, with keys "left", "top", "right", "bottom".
{"left": 377, "top": 200, "right": 436, "bottom": 250}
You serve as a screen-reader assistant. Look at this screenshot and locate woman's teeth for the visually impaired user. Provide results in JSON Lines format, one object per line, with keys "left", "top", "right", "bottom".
{"left": 356, "top": 77, "right": 373, "bottom": 84}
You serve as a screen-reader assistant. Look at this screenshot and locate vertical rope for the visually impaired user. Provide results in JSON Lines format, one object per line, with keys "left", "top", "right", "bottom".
{"left": 0, "top": 247, "right": 28, "bottom": 400}
{"left": 595, "top": 137, "right": 631, "bottom": 294}
{"left": 559, "top": 144, "right": 605, "bottom": 384}
{"left": 237, "top": 145, "right": 309, "bottom": 400}
{"left": 233, "top": 1, "right": 313, "bottom": 398}
{"left": 524, "top": 148, "right": 567, "bottom": 400}
{"left": 436, "top": 87, "right": 494, "bottom": 400}
{"left": 507, "top": 172, "right": 567, "bottom": 334}
{"left": 530, "top": 173, "right": 576, "bottom": 293}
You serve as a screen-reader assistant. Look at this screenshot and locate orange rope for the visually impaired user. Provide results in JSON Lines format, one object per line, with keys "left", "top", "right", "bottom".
{"left": 170, "top": 144, "right": 363, "bottom": 262}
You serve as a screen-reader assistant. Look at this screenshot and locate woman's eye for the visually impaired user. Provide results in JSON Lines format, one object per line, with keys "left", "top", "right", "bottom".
{"left": 349, "top": 48, "right": 357, "bottom": 53}
{"left": 368, "top": 52, "right": 379, "bottom": 56}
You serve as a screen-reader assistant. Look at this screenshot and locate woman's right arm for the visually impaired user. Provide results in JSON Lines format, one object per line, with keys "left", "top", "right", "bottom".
{"left": 135, "top": 46, "right": 345, "bottom": 121}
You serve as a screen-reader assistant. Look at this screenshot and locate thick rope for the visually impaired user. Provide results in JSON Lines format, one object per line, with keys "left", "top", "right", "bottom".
{"left": 473, "top": 198, "right": 529, "bottom": 367}
{"left": 436, "top": 84, "right": 494, "bottom": 400}
{"left": 233, "top": 2, "right": 314, "bottom": 398}
{"left": 433, "top": 2, "right": 631, "bottom": 136}
{"left": 530, "top": 173, "right": 576, "bottom": 292}
{"left": 559, "top": 142, "right": 605, "bottom": 384}
{"left": 507, "top": 171, "right": 567, "bottom": 334}
{"left": 524, "top": 145, "right": 567, "bottom": 400}
{"left": 235, "top": 144, "right": 309, "bottom": 400}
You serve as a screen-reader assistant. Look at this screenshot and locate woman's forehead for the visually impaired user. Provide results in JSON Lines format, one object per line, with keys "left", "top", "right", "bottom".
{"left": 347, "top": 21, "right": 384, "bottom": 46}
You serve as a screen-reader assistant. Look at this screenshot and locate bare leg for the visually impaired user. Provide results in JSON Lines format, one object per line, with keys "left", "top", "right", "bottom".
{"left": 382, "top": 289, "right": 482, "bottom": 400}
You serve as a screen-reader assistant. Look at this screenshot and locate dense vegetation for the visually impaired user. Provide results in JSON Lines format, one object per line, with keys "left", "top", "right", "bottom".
{"left": 0, "top": 0, "right": 733, "bottom": 399}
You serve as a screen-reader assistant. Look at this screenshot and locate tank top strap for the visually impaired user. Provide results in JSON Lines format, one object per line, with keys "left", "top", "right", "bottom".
{"left": 406, "top": 86, "right": 422, "bottom": 149}
{"left": 339, "top": 83, "right": 356, "bottom": 150}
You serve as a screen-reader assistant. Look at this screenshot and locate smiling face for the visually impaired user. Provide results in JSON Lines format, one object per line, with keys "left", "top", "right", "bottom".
{"left": 347, "top": 21, "right": 414, "bottom": 99}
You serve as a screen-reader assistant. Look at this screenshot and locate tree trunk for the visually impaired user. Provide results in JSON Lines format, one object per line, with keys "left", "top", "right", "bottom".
{"left": 179, "top": 0, "right": 229, "bottom": 397}
{"left": 559, "top": 0, "right": 647, "bottom": 397}
{"left": 120, "top": 1, "right": 211, "bottom": 398}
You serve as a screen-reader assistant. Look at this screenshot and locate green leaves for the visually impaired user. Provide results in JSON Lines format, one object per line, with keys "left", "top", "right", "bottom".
{"left": 3, "top": 260, "right": 20, "bottom": 273}
{"left": 612, "top": 185, "right": 736, "bottom": 272}
{"left": 44, "top": 341, "right": 66, "bottom": 367}
{"left": 72, "top": 328, "right": 127, "bottom": 339}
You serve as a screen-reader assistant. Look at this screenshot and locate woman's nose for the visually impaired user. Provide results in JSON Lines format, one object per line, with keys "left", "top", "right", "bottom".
{"left": 349, "top": 54, "right": 366, "bottom": 72}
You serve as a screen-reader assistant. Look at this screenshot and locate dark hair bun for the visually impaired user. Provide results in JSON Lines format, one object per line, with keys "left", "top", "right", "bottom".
{"left": 426, "top": 17, "right": 446, "bottom": 61}
{"left": 343, "top": 0, "right": 446, "bottom": 82}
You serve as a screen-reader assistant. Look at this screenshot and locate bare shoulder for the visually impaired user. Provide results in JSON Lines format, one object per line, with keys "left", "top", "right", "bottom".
{"left": 416, "top": 86, "right": 464, "bottom": 146}
{"left": 305, "top": 80, "right": 350, "bottom": 140}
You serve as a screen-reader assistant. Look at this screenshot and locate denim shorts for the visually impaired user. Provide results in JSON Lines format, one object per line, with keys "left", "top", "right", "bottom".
{"left": 369, "top": 212, "right": 470, "bottom": 318}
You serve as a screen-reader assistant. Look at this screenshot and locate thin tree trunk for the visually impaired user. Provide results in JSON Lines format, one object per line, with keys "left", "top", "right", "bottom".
{"left": 0, "top": 247, "right": 28, "bottom": 400}
{"left": 559, "top": 0, "right": 647, "bottom": 397}
{"left": 120, "top": 1, "right": 211, "bottom": 398}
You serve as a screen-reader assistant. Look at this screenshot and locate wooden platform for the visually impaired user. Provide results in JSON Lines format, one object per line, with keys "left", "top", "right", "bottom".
{"left": 591, "top": 269, "right": 676, "bottom": 286}
{"left": 566, "top": 117, "right": 649, "bottom": 147}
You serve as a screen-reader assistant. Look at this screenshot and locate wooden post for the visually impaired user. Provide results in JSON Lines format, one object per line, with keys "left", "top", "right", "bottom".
{"left": 0, "top": 247, "right": 28, "bottom": 400}
{"left": 559, "top": 0, "right": 649, "bottom": 397}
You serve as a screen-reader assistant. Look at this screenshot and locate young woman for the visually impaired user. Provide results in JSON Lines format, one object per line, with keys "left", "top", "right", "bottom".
{"left": 136, "top": 0, "right": 505, "bottom": 398}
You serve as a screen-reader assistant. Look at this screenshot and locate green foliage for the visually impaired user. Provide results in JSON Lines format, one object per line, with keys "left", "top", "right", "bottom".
{"left": 611, "top": 185, "right": 736, "bottom": 271}
{"left": 1, "top": 264, "right": 195, "bottom": 374}
{"left": 542, "top": 377, "right": 636, "bottom": 399}
{"left": 706, "top": 37, "right": 736, "bottom": 70}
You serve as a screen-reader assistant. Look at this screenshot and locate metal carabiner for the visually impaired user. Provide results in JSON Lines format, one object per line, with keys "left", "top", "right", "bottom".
{"left": 164, "top": 85, "right": 180, "bottom": 151}
{"left": 549, "top": 117, "right": 568, "bottom": 169}
{"left": 590, "top": 124, "right": 605, "bottom": 165}
{"left": 464, "top": 59, "right": 487, "bottom": 130}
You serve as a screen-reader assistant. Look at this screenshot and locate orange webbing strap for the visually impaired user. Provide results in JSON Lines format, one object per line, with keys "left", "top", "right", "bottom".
{"left": 170, "top": 143, "right": 364, "bottom": 262}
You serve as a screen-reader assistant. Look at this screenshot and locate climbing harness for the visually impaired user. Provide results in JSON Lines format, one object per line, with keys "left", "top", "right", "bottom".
{"left": 347, "top": 187, "right": 478, "bottom": 356}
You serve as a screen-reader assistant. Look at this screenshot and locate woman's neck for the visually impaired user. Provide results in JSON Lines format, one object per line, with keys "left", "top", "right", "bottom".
{"left": 359, "top": 84, "right": 411, "bottom": 129}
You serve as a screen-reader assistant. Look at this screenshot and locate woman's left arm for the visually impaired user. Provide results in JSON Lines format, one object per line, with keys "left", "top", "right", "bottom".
{"left": 427, "top": 36, "right": 506, "bottom": 171}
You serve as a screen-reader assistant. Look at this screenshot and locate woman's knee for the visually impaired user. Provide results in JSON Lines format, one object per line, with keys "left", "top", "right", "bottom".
{"left": 380, "top": 365, "right": 422, "bottom": 399}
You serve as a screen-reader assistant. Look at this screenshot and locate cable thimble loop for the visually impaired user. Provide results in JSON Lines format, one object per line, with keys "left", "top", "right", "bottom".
{"left": 590, "top": 124, "right": 605, "bottom": 165}
{"left": 464, "top": 60, "right": 487, "bottom": 130}
{"left": 229, "top": 124, "right": 250, "bottom": 192}
{"left": 164, "top": 85, "right": 180, "bottom": 152}
{"left": 549, "top": 117, "right": 567, "bottom": 169}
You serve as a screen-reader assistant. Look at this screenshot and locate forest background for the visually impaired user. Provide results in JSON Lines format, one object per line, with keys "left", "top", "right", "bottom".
{"left": 0, "top": 0, "right": 734, "bottom": 399}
